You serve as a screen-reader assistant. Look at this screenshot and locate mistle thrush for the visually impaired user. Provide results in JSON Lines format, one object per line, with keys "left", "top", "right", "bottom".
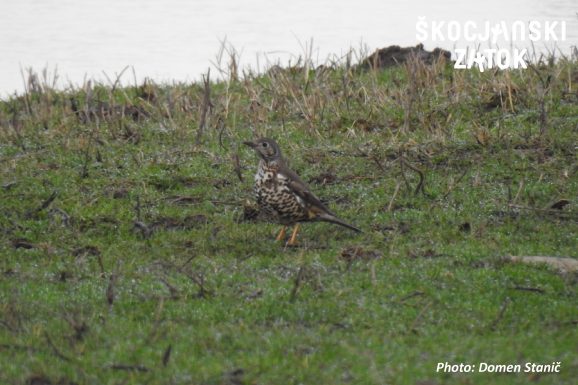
{"left": 244, "top": 138, "right": 360, "bottom": 245}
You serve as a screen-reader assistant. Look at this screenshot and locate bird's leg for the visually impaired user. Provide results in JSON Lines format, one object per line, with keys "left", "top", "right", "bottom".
{"left": 275, "top": 226, "right": 287, "bottom": 241}
{"left": 287, "top": 224, "right": 300, "bottom": 246}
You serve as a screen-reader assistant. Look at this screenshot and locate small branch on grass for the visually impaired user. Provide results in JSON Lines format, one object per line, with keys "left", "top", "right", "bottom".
{"left": 134, "top": 195, "right": 142, "bottom": 222}
{"left": 183, "top": 271, "right": 213, "bottom": 298}
{"left": 19, "top": 67, "right": 35, "bottom": 118}
{"left": 0, "top": 343, "right": 38, "bottom": 353}
{"left": 8, "top": 101, "right": 26, "bottom": 151}
{"left": 106, "top": 273, "right": 116, "bottom": 306}
{"left": 232, "top": 152, "right": 243, "bottom": 182}
{"left": 510, "top": 286, "right": 545, "bottom": 294}
{"left": 399, "top": 155, "right": 426, "bottom": 196}
{"left": 508, "top": 204, "right": 577, "bottom": 220}
{"left": 25, "top": 190, "right": 58, "bottom": 219}
{"left": 408, "top": 301, "right": 431, "bottom": 333}
{"left": 196, "top": 68, "right": 212, "bottom": 145}
{"left": 387, "top": 182, "right": 401, "bottom": 212}
{"left": 162, "top": 344, "right": 172, "bottom": 367}
{"left": 133, "top": 221, "right": 153, "bottom": 239}
{"left": 160, "top": 278, "right": 180, "bottom": 299}
{"left": 527, "top": 63, "right": 553, "bottom": 136}
{"left": 45, "top": 332, "right": 72, "bottom": 362}
{"left": 397, "top": 291, "right": 426, "bottom": 304}
{"left": 217, "top": 117, "right": 227, "bottom": 150}
{"left": 369, "top": 154, "right": 387, "bottom": 173}
{"left": 95, "top": 252, "right": 106, "bottom": 278}
{"left": 511, "top": 179, "right": 525, "bottom": 205}
{"left": 209, "top": 200, "right": 243, "bottom": 206}
{"left": 80, "top": 120, "right": 100, "bottom": 178}
{"left": 178, "top": 254, "right": 198, "bottom": 272}
{"left": 489, "top": 297, "right": 511, "bottom": 331}
{"left": 102, "top": 65, "right": 130, "bottom": 94}
{"left": 289, "top": 265, "right": 306, "bottom": 302}
{"left": 399, "top": 156, "right": 412, "bottom": 192}
{"left": 442, "top": 167, "right": 470, "bottom": 200}
{"left": 109, "top": 364, "right": 150, "bottom": 372}
{"left": 49, "top": 208, "right": 71, "bottom": 227}
{"left": 145, "top": 297, "right": 166, "bottom": 344}
{"left": 370, "top": 261, "right": 377, "bottom": 286}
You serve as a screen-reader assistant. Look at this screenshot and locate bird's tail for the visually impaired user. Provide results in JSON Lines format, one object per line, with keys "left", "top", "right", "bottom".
{"left": 318, "top": 213, "right": 362, "bottom": 233}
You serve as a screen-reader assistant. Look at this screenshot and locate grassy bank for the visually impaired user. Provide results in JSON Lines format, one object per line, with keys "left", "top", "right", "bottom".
{"left": 0, "top": 51, "right": 577, "bottom": 385}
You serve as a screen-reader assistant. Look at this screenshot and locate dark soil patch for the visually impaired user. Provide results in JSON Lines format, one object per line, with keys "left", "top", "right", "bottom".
{"left": 357, "top": 43, "right": 452, "bottom": 70}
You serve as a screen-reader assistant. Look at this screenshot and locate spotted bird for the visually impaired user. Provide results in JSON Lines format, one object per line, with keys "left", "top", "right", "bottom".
{"left": 244, "top": 138, "right": 361, "bottom": 245}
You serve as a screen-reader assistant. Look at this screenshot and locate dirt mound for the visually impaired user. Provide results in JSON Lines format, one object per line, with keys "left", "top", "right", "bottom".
{"left": 357, "top": 43, "right": 452, "bottom": 70}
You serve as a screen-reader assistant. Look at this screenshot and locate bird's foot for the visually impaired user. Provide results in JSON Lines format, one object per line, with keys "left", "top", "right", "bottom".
{"left": 275, "top": 226, "right": 287, "bottom": 242}
{"left": 285, "top": 224, "right": 300, "bottom": 247}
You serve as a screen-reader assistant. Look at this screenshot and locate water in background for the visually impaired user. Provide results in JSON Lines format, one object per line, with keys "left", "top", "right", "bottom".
{"left": 1, "top": 0, "right": 576, "bottom": 96}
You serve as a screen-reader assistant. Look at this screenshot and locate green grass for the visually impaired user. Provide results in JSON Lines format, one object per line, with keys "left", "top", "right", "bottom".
{"left": 0, "top": 54, "right": 577, "bottom": 385}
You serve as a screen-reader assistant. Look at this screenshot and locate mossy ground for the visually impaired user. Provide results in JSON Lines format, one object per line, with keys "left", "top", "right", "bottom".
{"left": 1, "top": 54, "right": 577, "bottom": 384}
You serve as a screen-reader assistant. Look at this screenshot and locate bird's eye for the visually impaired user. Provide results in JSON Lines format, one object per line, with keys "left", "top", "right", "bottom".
{"left": 262, "top": 142, "right": 268, "bottom": 148}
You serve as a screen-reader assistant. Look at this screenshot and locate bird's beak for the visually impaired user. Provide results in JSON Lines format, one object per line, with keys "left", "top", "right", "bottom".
{"left": 243, "top": 140, "right": 256, "bottom": 148}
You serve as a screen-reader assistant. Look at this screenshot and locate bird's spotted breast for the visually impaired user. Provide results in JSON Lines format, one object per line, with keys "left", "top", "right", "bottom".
{"left": 253, "top": 162, "right": 308, "bottom": 224}
{"left": 244, "top": 137, "right": 360, "bottom": 236}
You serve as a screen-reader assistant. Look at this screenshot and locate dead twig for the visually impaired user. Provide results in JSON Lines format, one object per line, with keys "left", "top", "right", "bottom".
{"left": 134, "top": 195, "right": 142, "bottom": 222}
{"left": 102, "top": 65, "right": 130, "bottom": 94}
{"left": 489, "top": 297, "right": 511, "bottom": 331}
{"left": 109, "top": 364, "right": 150, "bottom": 372}
{"left": 160, "top": 278, "right": 180, "bottom": 299}
{"left": 25, "top": 190, "right": 58, "bottom": 219}
{"left": 178, "top": 254, "right": 198, "bottom": 271}
{"left": 232, "top": 152, "right": 243, "bottom": 182}
{"left": 442, "top": 167, "right": 470, "bottom": 200}
{"left": 133, "top": 221, "right": 153, "bottom": 239}
{"left": 399, "top": 156, "right": 426, "bottom": 196}
{"left": 80, "top": 121, "right": 100, "bottom": 178}
{"left": 48, "top": 207, "right": 71, "bottom": 227}
{"left": 289, "top": 265, "right": 306, "bottom": 302}
{"left": 0, "top": 343, "right": 38, "bottom": 353}
{"left": 183, "top": 271, "right": 212, "bottom": 298}
{"left": 397, "top": 291, "right": 426, "bottom": 304}
{"left": 408, "top": 301, "right": 431, "bottom": 332}
{"left": 511, "top": 179, "right": 525, "bottom": 205}
{"left": 527, "top": 63, "right": 552, "bottom": 136}
{"left": 162, "top": 344, "right": 172, "bottom": 367}
{"left": 387, "top": 182, "right": 401, "bottom": 212}
{"left": 196, "top": 68, "right": 212, "bottom": 145}
{"left": 510, "top": 286, "right": 545, "bottom": 294}
{"left": 95, "top": 255, "right": 105, "bottom": 280}
{"left": 45, "top": 332, "right": 72, "bottom": 362}
{"left": 508, "top": 204, "right": 577, "bottom": 220}
{"left": 369, "top": 154, "right": 387, "bottom": 173}
{"left": 399, "top": 156, "right": 412, "bottom": 192}
{"left": 106, "top": 273, "right": 116, "bottom": 306}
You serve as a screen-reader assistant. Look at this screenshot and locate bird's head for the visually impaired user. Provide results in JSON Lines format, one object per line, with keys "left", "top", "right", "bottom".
{"left": 243, "top": 138, "right": 282, "bottom": 162}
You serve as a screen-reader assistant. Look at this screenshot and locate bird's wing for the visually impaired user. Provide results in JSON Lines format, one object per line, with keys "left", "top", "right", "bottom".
{"left": 280, "top": 165, "right": 334, "bottom": 216}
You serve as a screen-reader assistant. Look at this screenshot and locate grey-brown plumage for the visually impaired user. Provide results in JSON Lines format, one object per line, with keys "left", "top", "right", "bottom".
{"left": 243, "top": 138, "right": 360, "bottom": 244}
